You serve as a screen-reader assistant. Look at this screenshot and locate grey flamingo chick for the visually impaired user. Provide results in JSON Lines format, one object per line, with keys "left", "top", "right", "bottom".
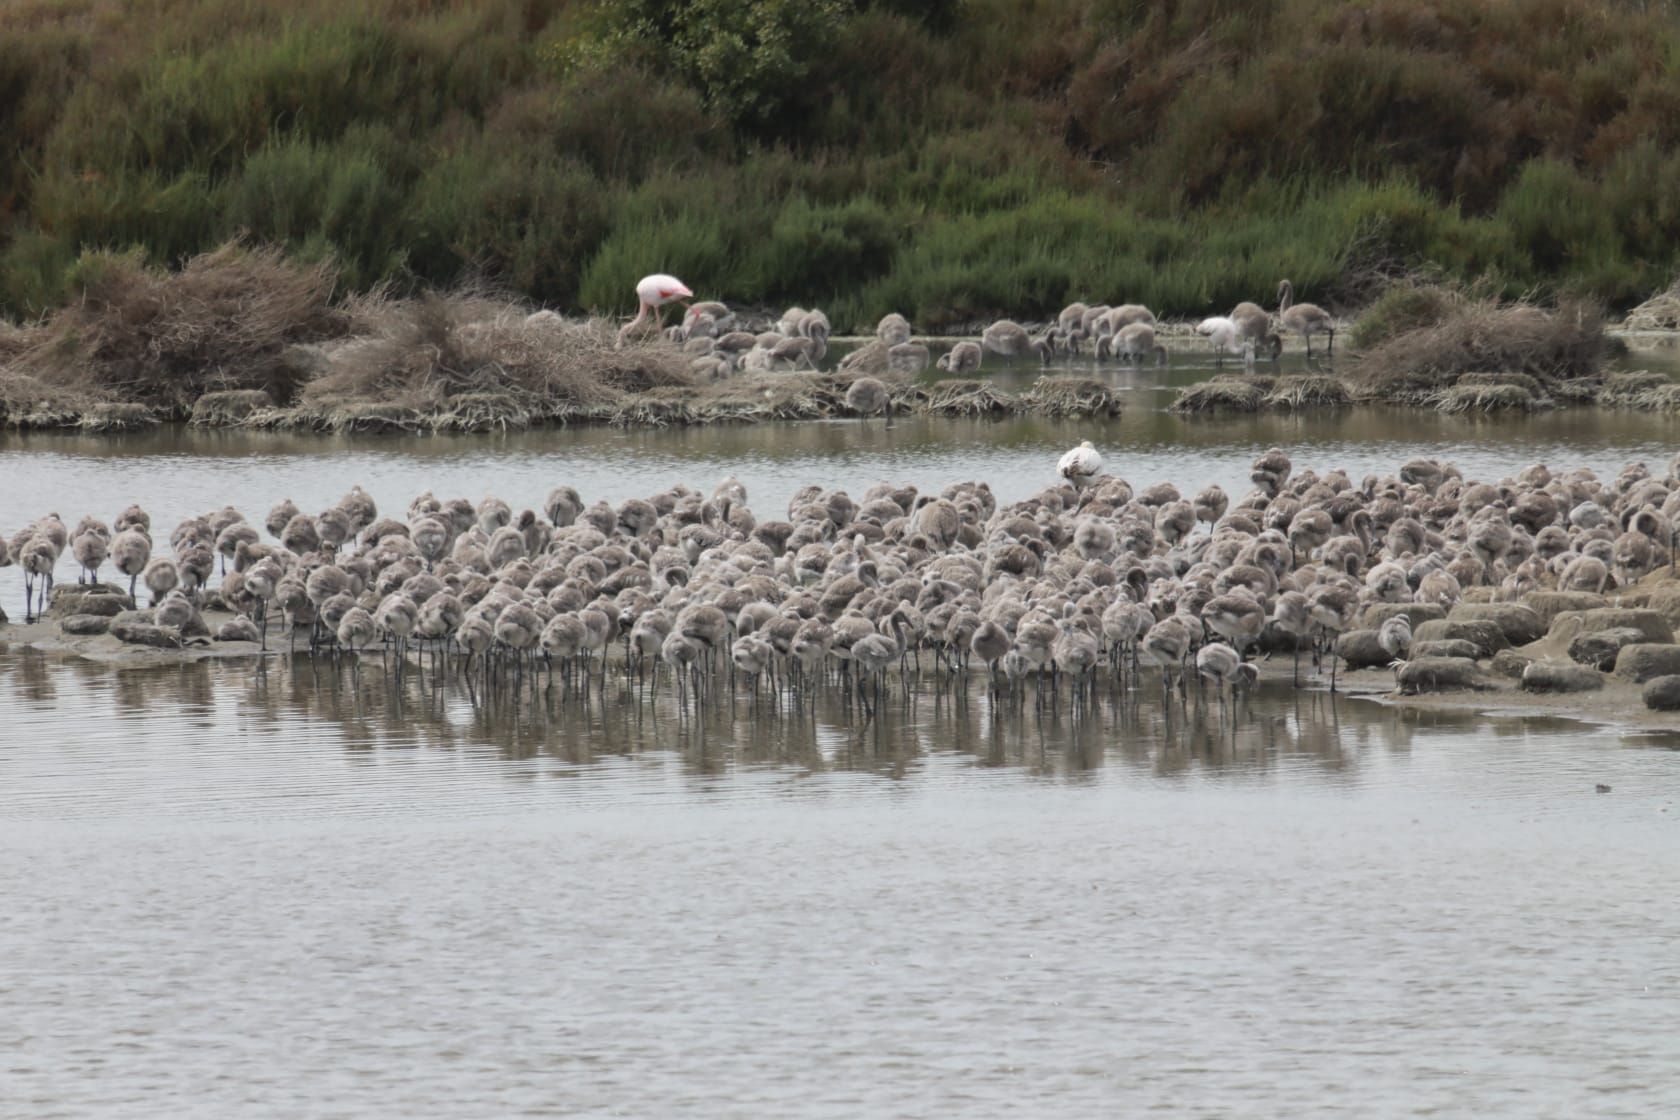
{"left": 1196, "top": 642, "right": 1258, "bottom": 712}
{"left": 111, "top": 529, "right": 151, "bottom": 601}
{"left": 1277, "top": 279, "right": 1335, "bottom": 356}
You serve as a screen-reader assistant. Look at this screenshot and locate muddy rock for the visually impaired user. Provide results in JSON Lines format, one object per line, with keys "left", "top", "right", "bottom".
{"left": 1411, "top": 618, "right": 1507, "bottom": 658}
{"left": 1548, "top": 608, "right": 1675, "bottom": 645}
{"left": 1256, "top": 624, "right": 1310, "bottom": 654}
{"left": 1447, "top": 603, "right": 1544, "bottom": 646}
{"left": 1412, "top": 639, "right": 1481, "bottom": 660}
{"left": 1642, "top": 674, "right": 1680, "bottom": 711}
{"left": 216, "top": 618, "right": 261, "bottom": 643}
{"left": 1612, "top": 643, "right": 1680, "bottom": 684}
{"left": 110, "top": 620, "right": 186, "bottom": 648}
{"left": 110, "top": 609, "right": 157, "bottom": 628}
{"left": 1491, "top": 648, "right": 1535, "bottom": 679}
{"left": 1358, "top": 602, "right": 1447, "bottom": 631}
{"left": 1335, "top": 629, "right": 1392, "bottom": 669}
{"left": 60, "top": 614, "right": 113, "bottom": 636}
{"left": 1521, "top": 661, "right": 1605, "bottom": 693}
{"left": 1567, "top": 627, "right": 1647, "bottom": 670}
{"left": 48, "top": 587, "right": 134, "bottom": 618}
{"left": 1646, "top": 586, "right": 1680, "bottom": 631}
{"left": 1396, "top": 657, "right": 1484, "bottom": 693}
{"left": 1522, "top": 591, "right": 1609, "bottom": 628}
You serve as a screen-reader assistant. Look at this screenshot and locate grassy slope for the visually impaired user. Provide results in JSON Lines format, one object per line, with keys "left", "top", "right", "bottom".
{"left": 4, "top": 0, "right": 1680, "bottom": 328}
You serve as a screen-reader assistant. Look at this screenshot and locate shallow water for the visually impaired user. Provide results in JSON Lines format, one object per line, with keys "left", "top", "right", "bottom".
{"left": 2, "top": 650, "right": 1679, "bottom": 1117}
{"left": 2, "top": 385, "right": 1677, "bottom": 598}
{"left": 3, "top": 343, "right": 1678, "bottom": 560}
{"left": 5, "top": 345, "right": 1680, "bottom": 1115}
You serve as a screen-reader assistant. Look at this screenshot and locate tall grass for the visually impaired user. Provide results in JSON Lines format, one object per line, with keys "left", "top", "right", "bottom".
{"left": 6, "top": 0, "right": 1680, "bottom": 321}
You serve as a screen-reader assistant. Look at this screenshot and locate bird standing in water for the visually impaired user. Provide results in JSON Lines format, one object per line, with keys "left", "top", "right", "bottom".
{"left": 616, "top": 274, "right": 693, "bottom": 347}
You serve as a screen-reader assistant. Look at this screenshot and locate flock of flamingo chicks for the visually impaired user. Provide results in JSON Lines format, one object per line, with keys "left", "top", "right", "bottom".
{"left": 5, "top": 444, "right": 1678, "bottom": 716}
{"left": 625, "top": 274, "right": 1336, "bottom": 385}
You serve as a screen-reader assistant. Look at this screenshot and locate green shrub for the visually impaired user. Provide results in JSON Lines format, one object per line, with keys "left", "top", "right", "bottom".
{"left": 1350, "top": 284, "right": 1460, "bottom": 350}
{"left": 9, "top": 0, "right": 1680, "bottom": 321}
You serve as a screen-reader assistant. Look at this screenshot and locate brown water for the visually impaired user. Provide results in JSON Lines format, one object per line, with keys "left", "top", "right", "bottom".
{"left": 4, "top": 348, "right": 1680, "bottom": 1116}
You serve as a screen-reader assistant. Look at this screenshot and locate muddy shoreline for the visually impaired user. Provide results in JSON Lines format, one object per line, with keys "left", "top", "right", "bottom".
{"left": 0, "top": 371, "right": 1128, "bottom": 433}
{"left": 5, "top": 323, "right": 1677, "bottom": 434}
{"left": 5, "top": 605, "right": 1676, "bottom": 734}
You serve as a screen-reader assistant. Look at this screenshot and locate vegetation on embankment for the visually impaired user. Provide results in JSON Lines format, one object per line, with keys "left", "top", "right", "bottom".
{"left": 1173, "top": 288, "right": 1680, "bottom": 414}
{"left": 0, "top": 244, "right": 1128, "bottom": 430}
{"left": 8, "top": 0, "right": 1680, "bottom": 329}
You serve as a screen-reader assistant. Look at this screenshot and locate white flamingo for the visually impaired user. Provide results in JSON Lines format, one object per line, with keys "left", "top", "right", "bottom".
{"left": 1195, "top": 316, "right": 1256, "bottom": 368}
{"left": 1058, "top": 440, "right": 1103, "bottom": 489}
{"left": 616, "top": 273, "right": 694, "bottom": 347}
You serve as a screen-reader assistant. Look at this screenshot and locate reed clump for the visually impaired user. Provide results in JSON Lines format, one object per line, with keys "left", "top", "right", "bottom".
{"left": 920, "top": 379, "right": 1019, "bottom": 417}
{"left": 1264, "top": 375, "right": 1350, "bottom": 411}
{"left": 1348, "top": 297, "right": 1607, "bottom": 404}
{"left": 190, "top": 389, "right": 276, "bottom": 426}
{"left": 1170, "top": 376, "right": 1270, "bottom": 414}
{"left": 1596, "top": 371, "right": 1672, "bottom": 405}
{"left": 1434, "top": 382, "right": 1545, "bottom": 414}
{"left": 1628, "top": 384, "right": 1680, "bottom": 412}
{"left": 1596, "top": 371, "right": 1680, "bottom": 411}
{"left": 1024, "top": 377, "right": 1121, "bottom": 418}
{"left": 77, "top": 402, "right": 159, "bottom": 431}
{"left": 1622, "top": 280, "right": 1680, "bottom": 331}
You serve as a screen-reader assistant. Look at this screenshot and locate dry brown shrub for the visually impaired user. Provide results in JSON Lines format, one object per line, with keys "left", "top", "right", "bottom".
{"left": 1349, "top": 298, "right": 1607, "bottom": 401}
{"left": 303, "top": 292, "right": 693, "bottom": 414}
{"left": 0, "top": 319, "right": 44, "bottom": 363}
{"left": 1, "top": 243, "right": 343, "bottom": 414}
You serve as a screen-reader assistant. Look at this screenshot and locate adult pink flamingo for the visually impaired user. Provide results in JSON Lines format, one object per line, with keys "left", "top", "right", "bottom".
{"left": 616, "top": 273, "right": 693, "bottom": 346}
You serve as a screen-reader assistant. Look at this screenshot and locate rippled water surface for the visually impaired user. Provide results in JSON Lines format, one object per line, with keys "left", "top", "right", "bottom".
{"left": 3, "top": 360, "right": 1679, "bottom": 563}
{"left": 2, "top": 649, "right": 1678, "bottom": 1118}
{"left": 4, "top": 349, "right": 1680, "bottom": 1116}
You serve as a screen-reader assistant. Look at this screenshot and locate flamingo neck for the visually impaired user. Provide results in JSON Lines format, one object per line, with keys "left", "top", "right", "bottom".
{"left": 616, "top": 301, "right": 652, "bottom": 347}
